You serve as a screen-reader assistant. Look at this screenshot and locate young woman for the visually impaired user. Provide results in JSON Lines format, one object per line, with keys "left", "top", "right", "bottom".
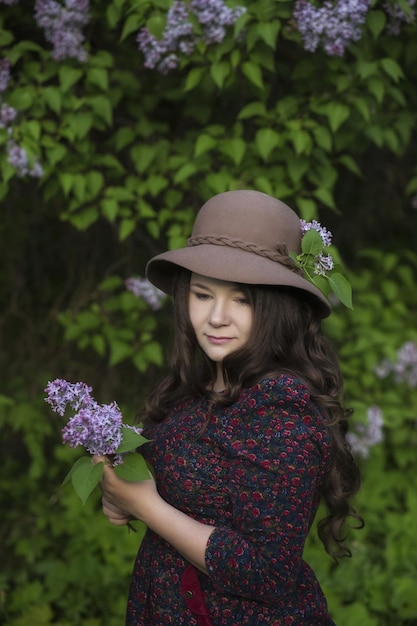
{"left": 94, "top": 190, "right": 362, "bottom": 625}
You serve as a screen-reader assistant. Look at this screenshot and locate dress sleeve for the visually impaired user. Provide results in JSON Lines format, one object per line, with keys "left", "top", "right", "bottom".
{"left": 204, "top": 378, "right": 331, "bottom": 604}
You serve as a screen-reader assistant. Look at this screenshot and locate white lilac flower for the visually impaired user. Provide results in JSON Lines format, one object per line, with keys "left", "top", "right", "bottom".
{"left": 125, "top": 277, "right": 166, "bottom": 311}
{"left": 347, "top": 405, "right": 384, "bottom": 459}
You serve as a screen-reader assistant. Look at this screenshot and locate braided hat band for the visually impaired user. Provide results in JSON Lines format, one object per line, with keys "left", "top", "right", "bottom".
{"left": 186, "top": 235, "right": 303, "bottom": 275}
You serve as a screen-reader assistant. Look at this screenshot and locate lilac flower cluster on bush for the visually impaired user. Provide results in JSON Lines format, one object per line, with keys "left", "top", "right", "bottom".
{"left": 294, "top": 0, "right": 371, "bottom": 56}
{"left": 0, "top": 58, "right": 44, "bottom": 178}
{"left": 384, "top": 0, "right": 416, "bottom": 35}
{"left": 375, "top": 341, "right": 417, "bottom": 388}
{"left": 34, "top": 0, "right": 90, "bottom": 62}
{"left": 300, "top": 219, "right": 334, "bottom": 276}
{"left": 347, "top": 405, "right": 384, "bottom": 459}
{"left": 137, "top": 0, "right": 246, "bottom": 74}
{"left": 45, "top": 378, "right": 142, "bottom": 458}
{"left": 125, "top": 277, "right": 166, "bottom": 311}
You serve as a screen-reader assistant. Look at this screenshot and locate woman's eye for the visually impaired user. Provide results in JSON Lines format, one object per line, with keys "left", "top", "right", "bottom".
{"left": 194, "top": 292, "right": 210, "bottom": 301}
{"left": 235, "top": 297, "right": 249, "bottom": 305}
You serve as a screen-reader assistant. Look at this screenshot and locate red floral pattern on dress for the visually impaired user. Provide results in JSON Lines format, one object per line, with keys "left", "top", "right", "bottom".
{"left": 126, "top": 375, "right": 336, "bottom": 625}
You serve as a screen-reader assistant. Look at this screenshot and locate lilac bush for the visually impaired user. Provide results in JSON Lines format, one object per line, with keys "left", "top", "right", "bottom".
{"left": 137, "top": 0, "right": 246, "bottom": 73}
{"left": 294, "top": 0, "right": 371, "bottom": 56}
{"left": 125, "top": 277, "right": 166, "bottom": 311}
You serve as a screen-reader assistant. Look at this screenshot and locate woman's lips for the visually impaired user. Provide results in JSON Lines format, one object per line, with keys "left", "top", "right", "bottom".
{"left": 206, "top": 335, "right": 234, "bottom": 345}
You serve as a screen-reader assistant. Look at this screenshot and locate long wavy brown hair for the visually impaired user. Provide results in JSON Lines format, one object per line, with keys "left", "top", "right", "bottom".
{"left": 144, "top": 270, "right": 363, "bottom": 559}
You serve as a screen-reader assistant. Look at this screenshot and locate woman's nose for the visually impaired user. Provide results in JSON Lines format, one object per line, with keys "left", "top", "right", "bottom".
{"left": 208, "top": 299, "right": 229, "bottom": 326}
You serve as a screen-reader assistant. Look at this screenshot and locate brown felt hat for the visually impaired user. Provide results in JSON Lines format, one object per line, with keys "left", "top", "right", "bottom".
{"left": 146, "top": 190, "right": 331, "bottom": 317}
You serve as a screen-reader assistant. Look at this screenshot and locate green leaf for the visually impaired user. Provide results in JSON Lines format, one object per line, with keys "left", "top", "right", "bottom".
{"left": 120, "top": 13, "right": 145, "bottom": 42}
{"left": 59, "top": 67, "right": 83, "bottom": 93}
{"left": 291, "top": 130, "right": 312, "bottom": 155}
{"left": 71, "top": 457, "right": 104, "bottom": 504}
{"left": 113, "top": 452, "right": 151, "bottom": 481}
{"left": 380, "top": 58, "right": 404, "bottom": 83}
{"left": 242, "top": 61, "right": 264, "bottom": 89}
{"left": 131, "top": 144, "right": 157, "bottom": 173}
{"left": 68, "top": 207, "right": 99, "bottom": 231}
{"left": 194, "top": 134, "right": 218, "bottom": 158}
{"left": 338, "top": 155, "right": 362, "bottom": 177}
{"left": 255, "top": 128, "right": 280, "bottom": 161}
{"left": 368, "top": 77, "right": 385, "bottom": 104}
{"left": 327, "top": 273, "right": 353, "bottom": 309}
{"left": 117, "top": 427, "right": 150, "bottom": 454}
{"left": 313, "top": 187, "right": 335, "bottom": 209}
{"left": 119, "top": 219, "right": 136, "bottom": 241}
{"left": 301, "top": 229, "right": 323, "bottom": 256}
{"left": 87, "top": 67, "right": 109, "bottom": 91}
{"left": 326, "top": 103, "right": 350, "bottom": 133}
{"left": 88, "top": 95, "right": 113, "bottom": 126}
{"left": 184, "top": 67, "right": 205, "bottom": 91}
{"left": 256, "top": 21, "right": 281, "bottom": 48}
{"left": 221, "top": 138, "right": 246, "bottom": 166}
{"left": 173, "top": 162, "right": 198, "bottom": 184}
{"left": 296, "top": 197, "right": 317, "bottom": 221}
{"left": 237, "top": 101, "right": 267, "bottom": 120}
{"left": 86, "top": 170, "right": 104, "bottom": 199}
{"left": 367, "top": 10, "right": 386, "bottom": 38}
{"left": 210, "top": 61, "right": 230, "bottom": 88}
{"left": 43, "top": 87, "right": 62, "bottom": 114}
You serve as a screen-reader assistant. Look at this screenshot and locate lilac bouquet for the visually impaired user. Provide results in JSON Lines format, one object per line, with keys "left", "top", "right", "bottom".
{"left": 45, "top": 379, "right": 150, "bottom": 504}
{"left": 290, "top": 220, "right": 353, "bottom": 309}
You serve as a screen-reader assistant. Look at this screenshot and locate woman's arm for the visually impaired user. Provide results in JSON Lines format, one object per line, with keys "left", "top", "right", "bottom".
{"left": 94, "top": 456, "right": 215, "bottom": 575}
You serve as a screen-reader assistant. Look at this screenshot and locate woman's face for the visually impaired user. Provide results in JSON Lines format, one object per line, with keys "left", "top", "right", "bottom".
{"left": 188, "top": 273, "right": 253, "bottom": 366}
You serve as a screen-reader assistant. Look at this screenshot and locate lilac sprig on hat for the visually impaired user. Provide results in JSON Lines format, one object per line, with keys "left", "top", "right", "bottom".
{"left": 45, "top": 379, "right": 151, "bottom": 504}
{"left": 290, "top": 220, "right": 353, "bottom": 309}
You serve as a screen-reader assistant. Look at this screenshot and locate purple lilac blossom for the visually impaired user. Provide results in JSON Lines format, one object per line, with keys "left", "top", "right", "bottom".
{"left": 375, "top": 341, "right": 417, "bottom": 388}
{"left": 62, "top": 402, "right": 123, "bottom": 455}
{"left": 6, "top": 139, "right": 44, "bottom": 178}
{"left": 347, "top": 405, "right": 384, "bottom": 459}
{"left": 294, "top": 0, "right": 371, "bottom": 56}
{"left": 0, "top": 58, "right": 11, "bottom": 92}
{"left": 0, "top": 103, "right": 17, "bottom": 128}
{"left": 34, "top": 0, "right": 90, "bottom": 62}
{"left": 125, "top": 277, "right": 166, "bottom": 311}
{"left": 300, "top": 219, "right": 333, "bottom": 247}
{"left": 300, "top": 220, "right": 334, "bottom": 276}
{"left": 45, "top": 378, "right": 143, "bottom": 457}
{"left": 384, "top": 0, "right": 415, "bottom": 35}
{"left": 190, "top": 0, "right": 246, "bottom": 45}
{"left": 137, "top": 0, "right": 246, "bottom": 73}
{"left": 0, "top": 0, "right": 19, "bottom": 4}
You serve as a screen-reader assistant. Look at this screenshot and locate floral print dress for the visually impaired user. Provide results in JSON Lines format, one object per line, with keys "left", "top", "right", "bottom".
{"left": 126, "top": 375, "right": 336, "bottom": 625}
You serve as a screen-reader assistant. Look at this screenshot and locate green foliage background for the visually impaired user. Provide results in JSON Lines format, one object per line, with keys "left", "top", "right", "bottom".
{"left": 1, "top": 1, "right": 417, "bottom": 624}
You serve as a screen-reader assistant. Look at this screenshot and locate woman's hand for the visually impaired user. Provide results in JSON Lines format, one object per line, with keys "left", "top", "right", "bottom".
{"left": 93, "top": 455, "right": 159, "bottom": 526}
